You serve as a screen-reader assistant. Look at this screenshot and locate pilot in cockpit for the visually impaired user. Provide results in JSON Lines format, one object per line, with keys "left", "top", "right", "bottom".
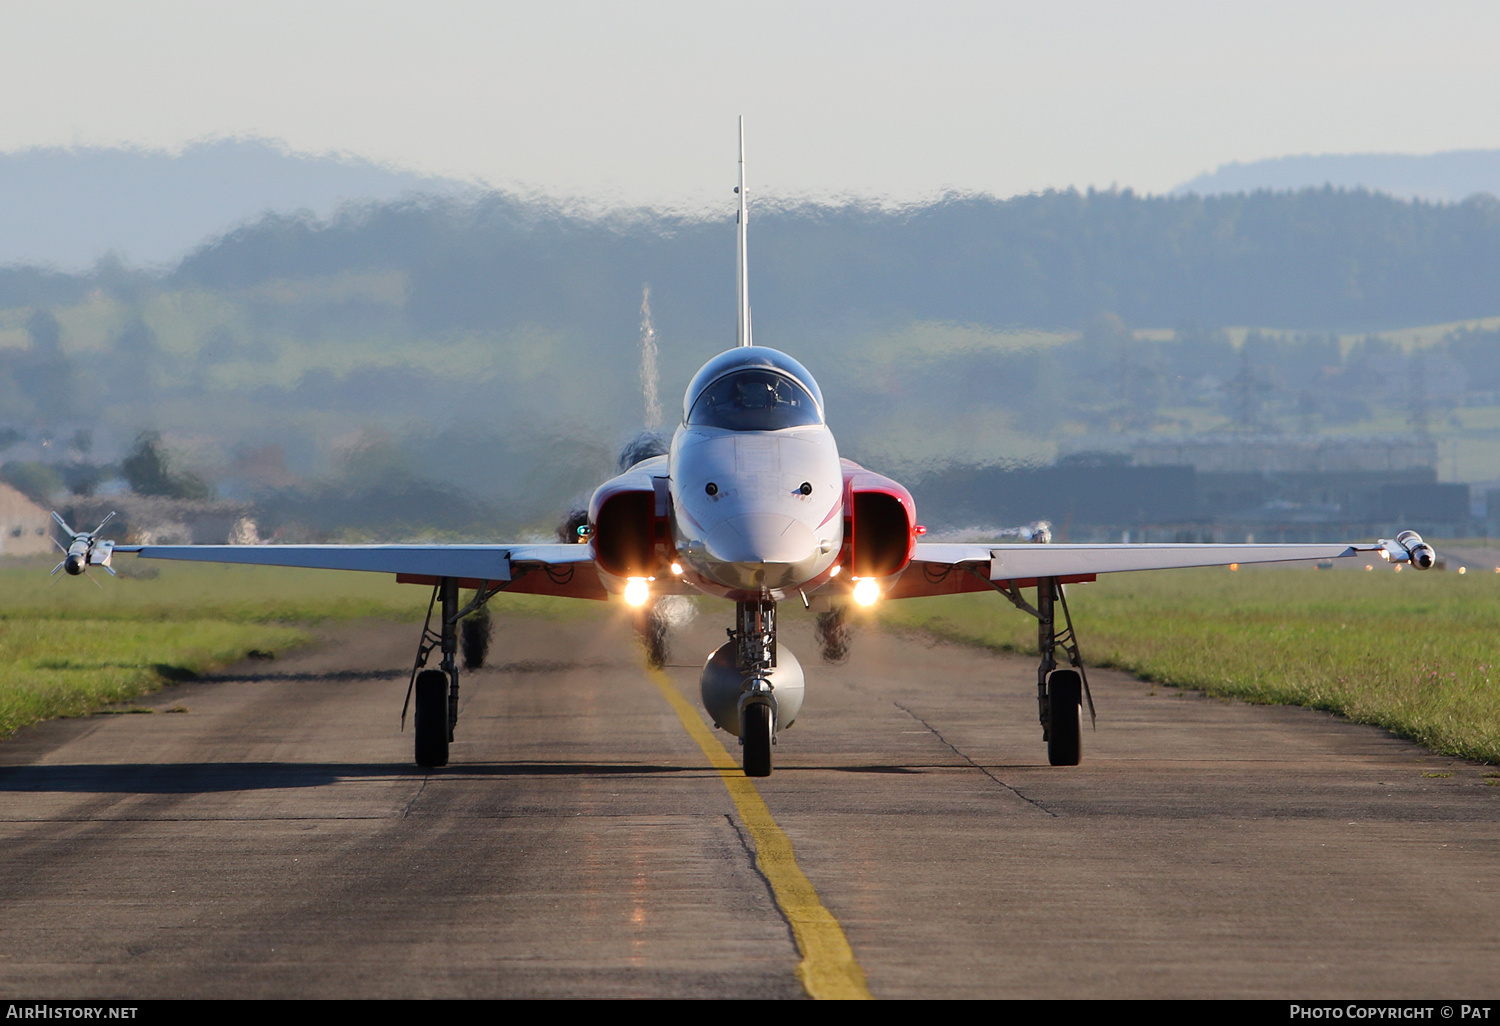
{"left": 691, "top": 369, "right": 821, "bottom": 431}
{"left": 735, "top": 376, "right": 785, "bottom": 409}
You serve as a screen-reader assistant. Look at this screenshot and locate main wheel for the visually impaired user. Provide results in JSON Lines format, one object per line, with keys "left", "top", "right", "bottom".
{"left": 633, "top": 603, "right": 670, "bottom": 668}
{"left": 414, "top": 669, "right": 450, "bottom": 768}
{"left": 742, "top": 703, "right": 773, "bottom": 777}
{"left": 814, "top": 609, "right": 850, "bottom": 663}
{"left": 461, "top": 608, "right": 492, "bottom": 670}
{"left": 1047, "top": 669, "right": 1082, "bottom": 766}
{"left": 646, "top": 606, "right": 669, "bottom": 669}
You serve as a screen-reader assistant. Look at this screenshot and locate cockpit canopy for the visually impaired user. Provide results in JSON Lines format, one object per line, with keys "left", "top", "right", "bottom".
{"left": 684, "top": 348, "right": 825, "bottom": 432}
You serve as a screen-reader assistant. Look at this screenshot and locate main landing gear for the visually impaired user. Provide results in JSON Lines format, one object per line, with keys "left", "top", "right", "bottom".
{"left": 634, "top": 600, "right": 671, "bottom": 669}
{"left": 814, "top": 604, "right": 850, "bottom": 663}
{"left": 406, "top": 576, "right": 503, "bottom": 768}
{"left": 462, "top": 606, "right": 492, "bottom": 670}
{"left": 983, "top": 575, "right": 1096, "bottom": 766}
{"left": 1034, "top": 577, "right": 1093, "bottom": 766}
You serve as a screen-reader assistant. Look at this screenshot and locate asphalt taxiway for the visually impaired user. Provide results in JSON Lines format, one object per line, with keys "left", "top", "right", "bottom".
{"left": 0, "top": 606, "right": 1496, "bottom": 998}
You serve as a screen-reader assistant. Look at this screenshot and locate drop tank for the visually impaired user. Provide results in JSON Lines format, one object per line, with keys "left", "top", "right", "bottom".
{"left": 700, "top": 642, "right": 805, "bottom": 737}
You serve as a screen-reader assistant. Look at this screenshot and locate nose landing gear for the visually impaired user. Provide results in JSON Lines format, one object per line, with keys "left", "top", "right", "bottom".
{"left": 734, "top": 600, "right": 777, "bottom": 777}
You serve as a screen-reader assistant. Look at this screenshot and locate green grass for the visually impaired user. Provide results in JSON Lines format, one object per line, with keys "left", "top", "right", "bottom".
{"left": 0, "top": 617, "right": 311, "bottom": 737}
{"left": 880, "top": 566, "right": 1500, "bottom": 764}
{"left": 12, "top": 554, "right": 1499, "bottom": 765}
{"left": 0, "top": 556, "right": 602, "bottom": 740}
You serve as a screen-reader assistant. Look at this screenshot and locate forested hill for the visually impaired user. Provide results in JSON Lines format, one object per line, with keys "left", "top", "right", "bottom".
{"left": 5, "top": 182, "right": 1500, "bottom": 535}
{"left": 1175, "top": 150, "right": 1500, "bottom": 204}
{"left": 157, "top": 185, "right": 1500, "bottom": 335}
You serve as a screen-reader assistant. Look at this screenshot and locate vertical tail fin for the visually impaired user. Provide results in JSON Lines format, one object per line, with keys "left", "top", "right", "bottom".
{"left": 736, "top": 116, "right": 753, "bottom": 348}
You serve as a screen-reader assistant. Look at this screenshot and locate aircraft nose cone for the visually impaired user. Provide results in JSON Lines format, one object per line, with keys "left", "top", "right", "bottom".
{"left": 704, "top": 514, "right": 818, "bottom": 588}
{"left": 706, "top": 513, "right": 813, "bottom": 563}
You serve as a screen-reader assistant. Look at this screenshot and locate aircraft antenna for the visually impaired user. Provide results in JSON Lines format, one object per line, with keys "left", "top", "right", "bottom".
{"left": 736, "top": 116, "right": 753, "bottom": 347}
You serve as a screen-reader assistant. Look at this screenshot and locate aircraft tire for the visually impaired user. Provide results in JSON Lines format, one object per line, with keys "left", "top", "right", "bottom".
{"left": 1047, "top": 669, "right": 1082, "bottom": 766}
{"left": 742, "top": 703, "right": 773, "bottom": 777}
{"left": 414, "top": 669, "right": 450, "bottom": 768}
{"left": 814, "top": 609, "right": 850, "bottom": 663}
{"left": 462, "top": 609, "right": 492, "bottom": 670}
{"left": 646, "top": 607, "right": 669, "bottom": 669}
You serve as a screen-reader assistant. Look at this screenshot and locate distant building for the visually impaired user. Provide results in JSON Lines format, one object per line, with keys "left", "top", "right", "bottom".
{"left": 919, "top": 434, "right": 1474, "bottom": 541}
{"left": 916, "top": 455, "right": 1204, "bottom": 539}
{"left": 1061, "top": 433, "right": 1437, "bottom": 475}
{"left": 0, "top": 482, "right": 53, "bottom": 556}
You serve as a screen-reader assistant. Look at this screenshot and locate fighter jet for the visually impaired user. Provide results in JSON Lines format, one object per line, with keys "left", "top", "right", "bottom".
{"left": 61, "top": 119, "right": 1436, "bottom": 776}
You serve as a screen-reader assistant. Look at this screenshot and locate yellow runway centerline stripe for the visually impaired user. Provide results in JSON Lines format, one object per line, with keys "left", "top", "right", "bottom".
{"left": 646, "top": 666, "right": 872, "bottom": 1001}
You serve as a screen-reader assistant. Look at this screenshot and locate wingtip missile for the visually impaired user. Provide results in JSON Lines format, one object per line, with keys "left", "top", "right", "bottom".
{"left": 51, "top": 509, "right": 119, "bottom": 578}
{"left": 1397, "top": 530, "right": 1437, "bottom": 570}
{"left": 1377, "top": 530, "right": 1436, "bottom": 570}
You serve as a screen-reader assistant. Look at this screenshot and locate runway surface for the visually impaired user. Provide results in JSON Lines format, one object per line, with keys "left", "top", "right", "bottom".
{"left": 0, "top": 604, "right": 1497, "bottom": 999}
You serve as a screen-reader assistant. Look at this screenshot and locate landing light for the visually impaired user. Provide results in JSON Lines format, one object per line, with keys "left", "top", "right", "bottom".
{"left": 624, "top": 577, "right": 651, "bottom": 607}
{"left": 852, "top": 577, "right": 881, "bottom": 606}
{"left": 670, "top": 562, "right": 683, "bottom": 576}
{"left": 829, "top": 564, "right": 841, "bottom": 578}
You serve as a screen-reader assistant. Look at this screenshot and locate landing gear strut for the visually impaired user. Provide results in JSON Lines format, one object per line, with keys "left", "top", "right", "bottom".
{"left": 731, "top": 599, "right": 777, "bottom": 777}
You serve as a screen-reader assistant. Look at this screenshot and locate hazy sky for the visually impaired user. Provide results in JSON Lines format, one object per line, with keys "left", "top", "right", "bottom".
{"left": 5, "top": 1, "right": 1498, "bottom": 210}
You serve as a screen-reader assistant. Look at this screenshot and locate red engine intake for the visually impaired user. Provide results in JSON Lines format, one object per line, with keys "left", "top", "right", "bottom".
{"left": 589, "top": 473, "right": 670, "bottom": 578}
{"left": 842, "top": 461, "right": 917, "bottom": 578}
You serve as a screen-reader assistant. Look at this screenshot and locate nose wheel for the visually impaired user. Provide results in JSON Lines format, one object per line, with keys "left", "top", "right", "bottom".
{"left": 742, "top": 702, "right": 774, "bottom": 777}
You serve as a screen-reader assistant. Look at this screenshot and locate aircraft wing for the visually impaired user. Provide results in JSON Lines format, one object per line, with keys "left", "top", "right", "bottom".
{"left": 115, "top": 543, "right": 606, "bottom": 598}
{"left": 888, "top": 539, "right": 1416, "bottom": 600}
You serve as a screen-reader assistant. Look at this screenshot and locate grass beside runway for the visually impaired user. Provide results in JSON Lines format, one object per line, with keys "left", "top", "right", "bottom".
{"left": 0, "top": 555, "right": 596, "bottom": 740}
{"left": 0, "top": 617, "right": 312, "bottom": 736}
{"left": 13, "top": 553, "right": 1498, "bottom": 764}
{"left": 878, "top": 565, "right": 1500, "bottom": 764}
